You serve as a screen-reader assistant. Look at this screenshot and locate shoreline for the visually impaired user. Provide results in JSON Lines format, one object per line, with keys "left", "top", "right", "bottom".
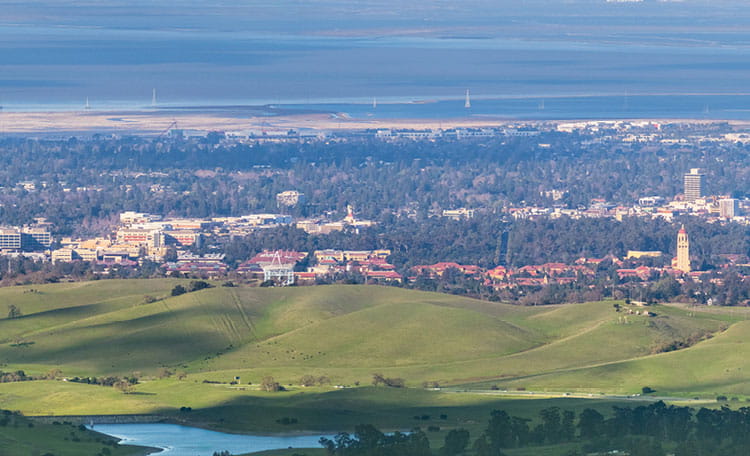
{"left": 0, "top": 108, "right": 746, "bottom": 136}
{"left": 28, "top": 413, "right": 340, "bottom": 438}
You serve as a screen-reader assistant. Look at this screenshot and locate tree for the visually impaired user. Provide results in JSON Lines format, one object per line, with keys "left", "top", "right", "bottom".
{"left": 371, "top": 373, "right": 404, "bottom": 388}
{"left": 485, "top": 410, "right": 514, "bottom": 449}
{"left": 561, "top": 410, "right": 576, "bottom": 442}
{"left": 7, "top": 304, "right": 21, "bottom": 319}
{"left": 300, "top": 375, "right": 316, "bottom": 387}
{"left": 113, "top": 380, "right": 134, "bottom": 394}
{"left": 261, "top": 376, "right": 283, "bottom": 392}
{"left": 171, "top": 285, "right": 186, "bottom": 296}
{"left": 188, "top": 280, "right": 212, "bottom": 292}
{"left": 441, "top": 428, "right": 470, "bottom": 456}
{"left": 157, "top": 367, "right": 173, "bottom": 379}
{"left": 537, "top": 407, "right": 563, "bottom": 444}
{"left": 45, "top": 368, "right": 63, "bottom": 380}
{"left": 578, "top": 408, "right": 604, "bottom": 440}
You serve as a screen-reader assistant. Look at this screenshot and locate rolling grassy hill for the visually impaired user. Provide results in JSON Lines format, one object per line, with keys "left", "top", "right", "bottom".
{"left": 488, "top": 318, "right": 750, "bottom": 397}
{"left": 2, "top": 278, "right": 750, "bottom": 453}
{"left": 0, "top": 279, "right": 741, "bottom": 395}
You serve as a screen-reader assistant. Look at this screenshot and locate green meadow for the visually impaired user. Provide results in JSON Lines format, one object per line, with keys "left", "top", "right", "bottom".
{"left": 0, "top": 279, "right": 748, "bottom": 454}
{"left": 0, "top": 410, "right": 155, "bottom": 456}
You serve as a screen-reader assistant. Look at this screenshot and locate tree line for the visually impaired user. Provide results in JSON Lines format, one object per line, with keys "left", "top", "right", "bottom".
{"left": 321, "top": 401, "right": 750, "bottom": 456}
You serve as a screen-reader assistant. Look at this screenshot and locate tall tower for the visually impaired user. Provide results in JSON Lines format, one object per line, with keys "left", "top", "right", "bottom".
{"left": 676, "top": 225, "right": 691, "bottom": 273}
{"left": 464, "top": 89, "right": 471, "bottom": 109}
{"left": 683, "top": 168, "right": 704, "bottom": 202}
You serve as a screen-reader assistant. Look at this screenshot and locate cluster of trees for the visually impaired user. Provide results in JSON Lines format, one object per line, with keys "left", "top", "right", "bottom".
{"left": 171, "top": 280, "right": 213, "bottom": 296}
{"left": 321, "top": 402, "right": 750, "bottom": 456}
{"left": 0, "top": 368, "right": 62, "bottom": 383}
{"left": 0, "top": 370, "right": 32, "bottom": 383}
{"left": 320, "top": 424, "right": 431, "bottom": 456}
{"left": 260, "top": 376, "right": 285, "bottom": 392}
{"left": 473, "top": 402, "right": 750, "bottom": 455}
{"left": 299, "top": 375, "right": 331, "bottom": 387}
{"left": 0, "top": 409, "right": 23, "bottom": 428}
{"left": 68, "top": 375, "right": 139, "bottom": 387}
{"left": 0, "top": 257, "right": 160, "bottom": 287}
{"left": 371, "top": 373, "right": 405, "bottom": 388}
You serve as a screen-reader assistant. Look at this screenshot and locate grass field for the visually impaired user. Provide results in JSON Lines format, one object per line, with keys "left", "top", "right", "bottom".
{"left": 0, "top": 410, "right": 154, "bottom": 456}
{"left": 0, "top": 279, "right": 748, "bottom": 454}
{"left": 0, "top": 279, "right": 735, "bottom": 390}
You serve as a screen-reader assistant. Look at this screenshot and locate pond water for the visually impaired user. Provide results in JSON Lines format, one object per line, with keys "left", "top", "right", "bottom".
{"left": 89, "top": 423, "right": 332, "bottom": 456}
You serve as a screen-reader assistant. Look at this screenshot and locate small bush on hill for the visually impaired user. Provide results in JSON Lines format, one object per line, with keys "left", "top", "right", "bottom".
{"left": 7, "top": 304, "right": 22, "bottom": 319}
{"left": 171, "top": 285, "right": 186, "bottom": 296}
{"left": 261, "top": 376, "right": 284, "bottom": 392}
{"left": 372, "top": 373, "right": 405, "bottom": 388}
{"left": 189, "top": 280, "right": 212, "bottom": 292}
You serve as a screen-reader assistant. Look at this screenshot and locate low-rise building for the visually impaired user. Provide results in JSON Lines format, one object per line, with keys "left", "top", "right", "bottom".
{"left": 442, "top": 208, "right": 475, "bottom": 220}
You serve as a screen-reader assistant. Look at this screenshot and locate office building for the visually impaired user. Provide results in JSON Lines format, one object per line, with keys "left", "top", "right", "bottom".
{"left": 0, "top": 228, "right": 22, "bottom": 250}
{"left": 21, "top": 227, "right": 52, "bottom": 251}
{"left": 719, "top": 198, "right": 740, "bottom": 218}
{"left": 683, "top": 168, "right": 704, "bottom": 202}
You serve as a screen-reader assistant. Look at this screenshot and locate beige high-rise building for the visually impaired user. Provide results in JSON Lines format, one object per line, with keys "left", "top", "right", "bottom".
{"left": 719, "top": 198, "right": 739, "bottom": 219}
{"left": 675, "top": 225, "right": 691, "bottom": 273}
{"left": 683, "top": 168, "right": 704, "bottom": 202}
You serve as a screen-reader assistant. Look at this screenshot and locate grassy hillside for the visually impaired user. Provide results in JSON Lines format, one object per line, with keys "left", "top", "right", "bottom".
{"left": 0, "top": 280, "right": 739, "bottom": 391}
{"left": 489, "top": 318, "right": 750, "bottom": 397}
{"left": 1, "top": 279, "right": 748, "bottom": 453}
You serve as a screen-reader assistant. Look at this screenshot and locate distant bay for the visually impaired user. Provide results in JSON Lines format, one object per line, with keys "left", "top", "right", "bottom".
{"left": 4, "top": 2, "right": 750, "bottom": 120}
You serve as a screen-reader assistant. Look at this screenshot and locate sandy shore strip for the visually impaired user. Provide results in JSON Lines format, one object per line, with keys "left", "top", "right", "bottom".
{"left": 0, "top": 109, "right": 744, "bottom": 135}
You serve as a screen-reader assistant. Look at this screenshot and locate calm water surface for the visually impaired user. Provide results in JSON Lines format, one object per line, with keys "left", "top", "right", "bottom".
{"left": 89, "top": 423, "right": 332, "bottom": 456}
{"left": 5, "top": 1, "right": 750, "bottom": 119}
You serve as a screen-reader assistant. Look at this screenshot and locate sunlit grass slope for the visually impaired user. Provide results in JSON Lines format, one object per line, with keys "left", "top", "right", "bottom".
{"left": 0, "top": 282, "right": 546, "bottom": 377}
{"left": 489, "top": 318, "right": 750, "bottom": 396}
{"left": 0, "top": 280, "right": 739, "bottom": 392}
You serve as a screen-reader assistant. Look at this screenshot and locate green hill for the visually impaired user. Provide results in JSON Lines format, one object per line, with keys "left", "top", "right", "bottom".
{"left": 0, "top": 279, "right": 739, "bottom": 395}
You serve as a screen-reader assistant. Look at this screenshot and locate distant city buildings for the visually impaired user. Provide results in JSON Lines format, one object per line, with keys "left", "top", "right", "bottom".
{"left": 296, "top": 205, "right": 375, "bottom": 235}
